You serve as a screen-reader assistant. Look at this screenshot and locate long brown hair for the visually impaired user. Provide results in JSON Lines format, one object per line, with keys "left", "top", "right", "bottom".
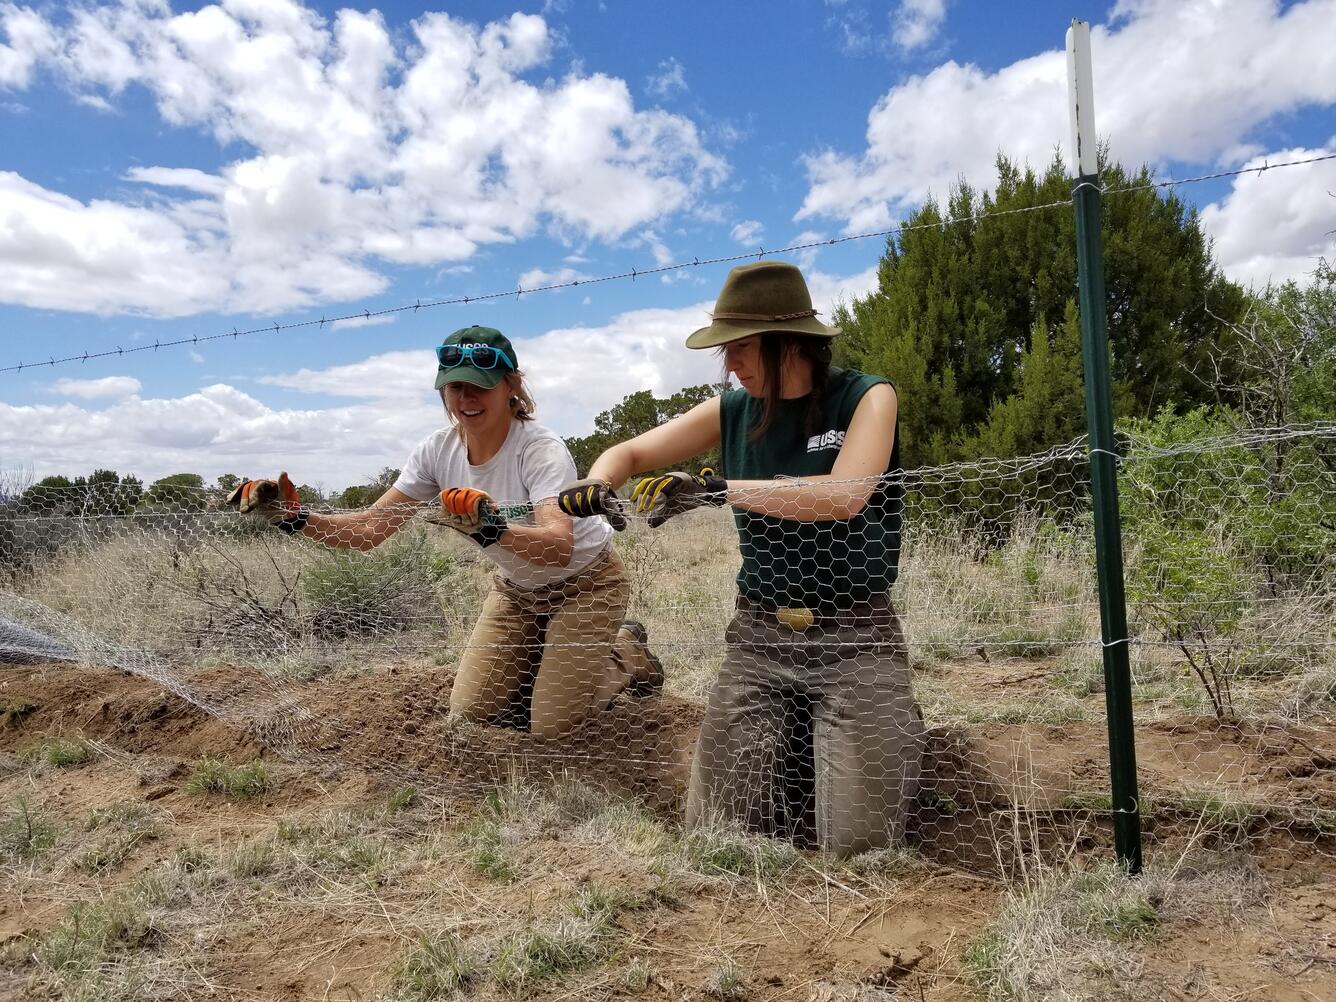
{"left": 744, "top": 333, "right": 832, "bottom": 442}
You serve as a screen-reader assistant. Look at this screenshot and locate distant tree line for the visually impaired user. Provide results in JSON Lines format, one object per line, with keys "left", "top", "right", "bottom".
{"left": 7, "top": 467, "right": 403, "bottom": 514}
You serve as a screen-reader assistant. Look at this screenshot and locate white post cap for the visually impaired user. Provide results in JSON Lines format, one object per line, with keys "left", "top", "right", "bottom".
{"left": 1066, "top": 19, "right": 1098, "bottom": 177}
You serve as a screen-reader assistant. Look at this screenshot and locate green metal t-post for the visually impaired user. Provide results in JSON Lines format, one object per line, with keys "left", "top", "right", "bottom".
{"left": 1067, "top": 19, "right": 1142, "bottom": 873}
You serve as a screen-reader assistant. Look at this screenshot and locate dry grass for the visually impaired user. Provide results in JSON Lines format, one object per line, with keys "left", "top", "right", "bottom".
{"left": 964, "top": 847, "right": 1267, "bottom": 1002}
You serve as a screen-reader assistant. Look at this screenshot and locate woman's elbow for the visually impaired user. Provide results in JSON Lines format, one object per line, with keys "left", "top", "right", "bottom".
{"left": 542, "top": 535, "right": 575, "bottom": 568}
{"left": 835, "top": 489, "right": 874, "bottom": 520}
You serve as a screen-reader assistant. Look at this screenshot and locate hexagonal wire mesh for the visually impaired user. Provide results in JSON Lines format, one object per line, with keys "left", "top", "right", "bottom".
{"left": 1, "top": 423, "right": 1333, "bottom": 874}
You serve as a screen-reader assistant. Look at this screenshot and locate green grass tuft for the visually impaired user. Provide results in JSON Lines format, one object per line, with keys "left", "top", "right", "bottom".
{"left": 225, "top": 840, "right": 277, "bottom": 878}
{"left": 392, "top": 929, "right": 476, "bottom": 1000}
{"left": 185, "top": 758, "right": 271, "bottom": 798}
{"left": 680, "top": 819, "right": 801, "bottom": 881}
{"left": 1, "top": 795, "right": 61, "bottom": 862}
{"left": 34, "top": 876, "right": 171, "bottom": 995}
{"left": 706, "top": 959, "right": 747, "bottom": 1000}
{"left": 387, "top": 785, "right": 419, "bottom": 814}
{"left": 621, "top": 957, "right": 652, "bottom": 991}
{"left": 489, "top": 918, "right": 610, "bottom": 992}
{"left": 19, "top": 737, "right": 96, "bottom": 768}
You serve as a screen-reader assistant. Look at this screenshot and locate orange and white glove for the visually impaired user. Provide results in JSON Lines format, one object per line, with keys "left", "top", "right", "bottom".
{"left": 226, "top": 472, "right": 308, "bottom": 535}
{"left": 427, "top": 487, "right": 508, "bottom": 548}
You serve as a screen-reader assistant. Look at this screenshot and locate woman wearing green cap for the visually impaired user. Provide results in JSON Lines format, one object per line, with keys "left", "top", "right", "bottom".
{"left": 559, "top": 262, "right": 923, "bottom": 857}
{"left": 228, "top": 325, "right": 662, "bottom": 740}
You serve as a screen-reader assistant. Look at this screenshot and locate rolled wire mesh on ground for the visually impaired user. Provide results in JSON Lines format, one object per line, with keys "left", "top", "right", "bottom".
{"left": 1, "top": 424, "right": 1333, "bottom": 872}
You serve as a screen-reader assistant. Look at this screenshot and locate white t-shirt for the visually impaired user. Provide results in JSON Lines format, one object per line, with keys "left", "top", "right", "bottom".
{"left": 393, "top": 420, "right": 612, "bottom": 588}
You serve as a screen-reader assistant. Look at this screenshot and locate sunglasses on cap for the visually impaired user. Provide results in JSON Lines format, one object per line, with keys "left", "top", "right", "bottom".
{"left": 436, "top": 343, "right": 516, "bottom": 371}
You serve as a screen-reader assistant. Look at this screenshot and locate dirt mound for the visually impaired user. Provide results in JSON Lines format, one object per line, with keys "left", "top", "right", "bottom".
{"left": 1, "top": 661, "right": 702, "bottom": 810}
{"left": 6, "top": 661, "right": 1334, "bottom": 867}
{"left": 0, "top": 664, "right": 262, "bottom": 761}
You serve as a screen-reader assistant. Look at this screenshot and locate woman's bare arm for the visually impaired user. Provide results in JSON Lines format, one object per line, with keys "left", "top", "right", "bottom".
{"left": 300, "top": 486, "right": 421, "bottom": 551}
{"left": 588, "top": 397, "right": 723, "bottom": 488}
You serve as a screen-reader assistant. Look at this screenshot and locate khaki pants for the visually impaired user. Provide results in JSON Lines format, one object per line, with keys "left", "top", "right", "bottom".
{"left": 449, "top": 549, "right": 653, "bottom": 739}
{"left": 686, "top": 599, "right": 924, "bottom": 858}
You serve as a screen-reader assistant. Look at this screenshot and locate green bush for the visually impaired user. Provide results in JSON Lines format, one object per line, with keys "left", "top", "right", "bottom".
{"left": 1118, "top": 404, "right": 1334, "bottom": 717}
{"left": 302, "top": 528, "right": 454, "bottom": 637}
{"left": 1123, "top": 405, "right": 1334, "bottom": 586}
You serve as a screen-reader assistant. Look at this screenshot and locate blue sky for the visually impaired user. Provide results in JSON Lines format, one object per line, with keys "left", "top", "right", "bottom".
{"left": 1, "top": 0, "right": 1334, "bottom": 490}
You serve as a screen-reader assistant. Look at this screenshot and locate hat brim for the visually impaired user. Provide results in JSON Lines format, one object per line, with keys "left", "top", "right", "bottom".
{"left": 685, "top": 315, "right": 840, "bottom": 349}
{"left": 434, "top": 365, "right": 505, "bottom": 390}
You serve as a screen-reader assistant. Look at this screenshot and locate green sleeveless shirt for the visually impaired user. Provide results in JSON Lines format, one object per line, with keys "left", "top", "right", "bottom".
{"left": 719, "top": 368, "right": 902, "bottom": 609}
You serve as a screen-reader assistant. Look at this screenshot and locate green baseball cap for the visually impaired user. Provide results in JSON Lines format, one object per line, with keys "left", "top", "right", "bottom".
{"left": 434, "top": 326, "right": 519, "bottom": 390}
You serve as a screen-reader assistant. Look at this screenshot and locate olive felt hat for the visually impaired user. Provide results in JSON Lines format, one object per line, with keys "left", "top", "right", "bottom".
{"left": 686, "top": 261, "right": 840, "bottom": 349}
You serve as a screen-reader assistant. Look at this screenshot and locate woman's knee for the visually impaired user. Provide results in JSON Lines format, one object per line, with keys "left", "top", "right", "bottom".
{"left": 528, "top": 707, "right": 583, "bottom": 740}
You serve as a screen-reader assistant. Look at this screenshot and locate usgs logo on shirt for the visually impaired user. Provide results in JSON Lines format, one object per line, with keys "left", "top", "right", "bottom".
{"left": 807, "top": 429, "right": 846, "bottom": 453}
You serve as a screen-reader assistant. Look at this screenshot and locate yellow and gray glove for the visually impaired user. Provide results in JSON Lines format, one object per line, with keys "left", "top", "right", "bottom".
{"left": 629, "top": 469, "right": 728, "bottom": 528}
{"left": 557, "top": 478, "right": 628, "bottom": 531}
{"left": 426, "top": 487, "right": 508, "bottom": 548}
{"left": 226, "top": 472, "right": 309, "bottom": 535}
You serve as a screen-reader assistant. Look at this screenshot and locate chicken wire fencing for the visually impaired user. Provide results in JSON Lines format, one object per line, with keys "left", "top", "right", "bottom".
{"left": 1, "top": 423, "right": 1333, "bottom": 871}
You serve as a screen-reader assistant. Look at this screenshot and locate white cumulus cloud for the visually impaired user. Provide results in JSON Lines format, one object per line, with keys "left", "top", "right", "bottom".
{"left": 49, "top": 375, "right": 142, "bottom": 399}
{"left": 1200, "top": 144, "right": 1336, "bottom": 287}
{"left": 0, "top": 2, "right": 727, "bottom": 318}
{"left": 646, "top": 56, "right": 687, "bottom": 99}
{"left": 730, "top": 220, "right": 764, "bottom": 245}
{"left": 892, "top": 0, "right": 947, "bottom": 52}
{"left": 800, "top": 0, "right": 1336, "bottom": 232}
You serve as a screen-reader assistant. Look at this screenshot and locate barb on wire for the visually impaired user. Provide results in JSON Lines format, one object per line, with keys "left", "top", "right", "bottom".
{"left": 2, "top": 151, "right": 1332, "bottom": 376}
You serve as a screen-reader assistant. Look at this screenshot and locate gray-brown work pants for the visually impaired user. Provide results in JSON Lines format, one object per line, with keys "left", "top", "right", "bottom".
{"left": 686, "top": 597, "right": 924, "bottom": 858}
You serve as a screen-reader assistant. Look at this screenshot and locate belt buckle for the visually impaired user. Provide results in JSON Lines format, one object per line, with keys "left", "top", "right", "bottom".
{"left": 774, "top": 607, "right": 815, "bottom": 633}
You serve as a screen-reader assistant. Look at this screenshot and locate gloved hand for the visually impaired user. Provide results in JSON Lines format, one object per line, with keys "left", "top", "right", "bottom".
{"left": 428, "top": 487, "right": 508, "bottom": 548}
{"left": 629, "top": 469, "right": 728, "bottom": 528}
{"left": 226, "top": 472, "right": 309, "bottom": 535}
{"left": 557, "top": 478, "right": 627, "bottom": 531}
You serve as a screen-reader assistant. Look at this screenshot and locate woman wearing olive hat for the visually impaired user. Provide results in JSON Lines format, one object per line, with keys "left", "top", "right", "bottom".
{"left": 228, "top": 325, "right": 662, "bottom": 739}
{"left": 559, "top": 262, "right": 923, "bottom": 857}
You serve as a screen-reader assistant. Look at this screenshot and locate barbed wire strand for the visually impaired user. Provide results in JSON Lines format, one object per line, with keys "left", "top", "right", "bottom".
{"left": 2, "top": 151, "right": 1333, "bottom": 376}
